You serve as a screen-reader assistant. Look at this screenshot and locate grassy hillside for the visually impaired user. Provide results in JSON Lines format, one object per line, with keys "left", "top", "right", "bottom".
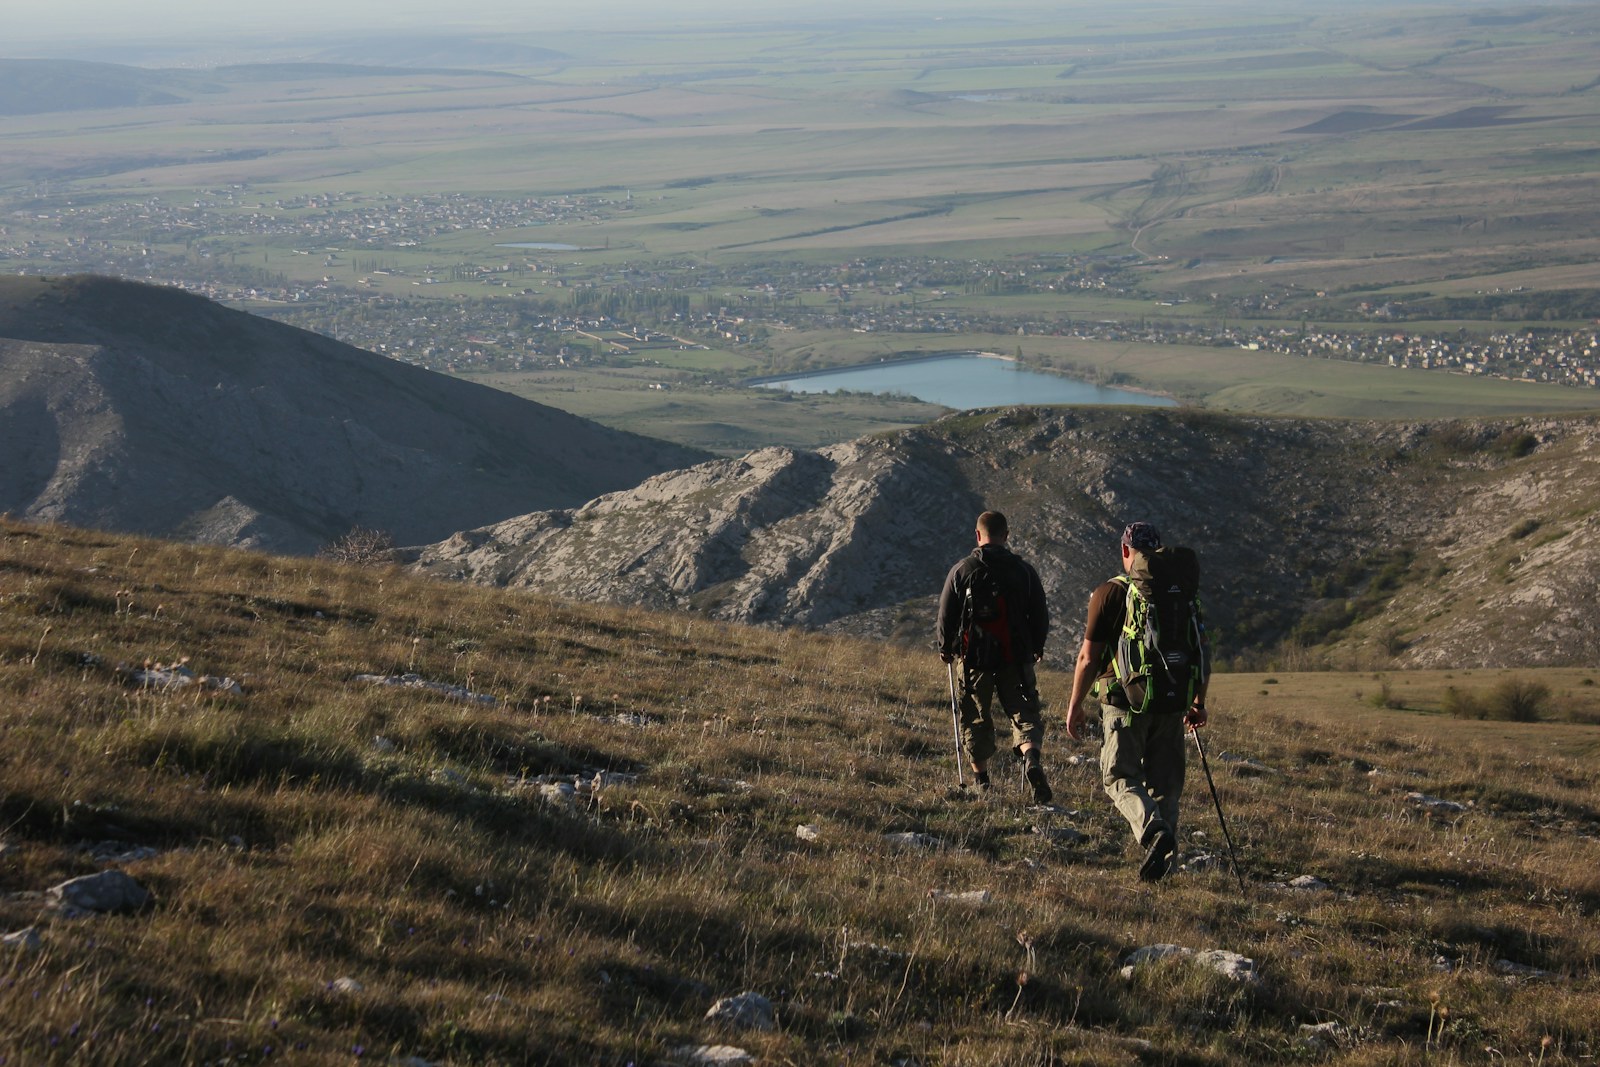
{"left": 2, "top": 518, "right": 1597, "bottom": 1064}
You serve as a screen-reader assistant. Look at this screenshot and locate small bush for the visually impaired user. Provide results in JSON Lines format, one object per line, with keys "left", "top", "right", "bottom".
{"left": 1441, "top": 686, "right": 1484, "bottom": 720}
{"left": 1508, "top": 518, "right": 1541, "bottom": 541}
{"left": 1368, "top": 678, "right": 1405, "bottom": 710}
{"left": 320, "top": 526, "right": 397, "bottom": 566}
{"left": 1484, "top": 678, "right": 1551, "bottom": 722}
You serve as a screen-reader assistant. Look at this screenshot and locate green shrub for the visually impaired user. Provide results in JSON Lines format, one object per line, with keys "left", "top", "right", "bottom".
{"left": 1441, "top": 686, "right": 1484, "bottom": 720}
{"left": 1484, "top": 678, "right": 1551, "bottom": 722}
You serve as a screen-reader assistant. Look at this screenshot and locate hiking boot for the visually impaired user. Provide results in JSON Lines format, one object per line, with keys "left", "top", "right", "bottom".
{"left": 973, "top": 769, "right": 991, "bottom": 792}
{"left": 1025, "top": 763, "right": 1053, "bottom": 805}
{"left": 1139, "top": 826, "right": 1176, "bottom": 883}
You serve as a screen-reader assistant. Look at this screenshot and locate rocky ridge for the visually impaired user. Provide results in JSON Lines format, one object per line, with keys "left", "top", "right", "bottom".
{"left": 0, "top": 275, "right": 708, "bottom": 554}
{"left": 410, "top": 406, "right": 1600, "bottom": 668}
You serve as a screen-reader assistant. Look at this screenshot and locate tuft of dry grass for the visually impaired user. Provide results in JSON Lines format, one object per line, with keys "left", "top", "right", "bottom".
{"left": 1, "top": 517, "right": 1596, "bottom": 1064}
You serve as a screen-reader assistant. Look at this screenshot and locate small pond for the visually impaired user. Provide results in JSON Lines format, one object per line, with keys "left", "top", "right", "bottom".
{"left": 752, "top": 354, "right": 1175, "bottom": 410}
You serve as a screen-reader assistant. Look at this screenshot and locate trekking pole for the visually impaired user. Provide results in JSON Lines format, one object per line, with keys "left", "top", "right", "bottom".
{"left": 1190, "top": 723, "right": 1246, "bottom": 893}
{"left": 947, "top": 661, "right": 966, "bottom": 788}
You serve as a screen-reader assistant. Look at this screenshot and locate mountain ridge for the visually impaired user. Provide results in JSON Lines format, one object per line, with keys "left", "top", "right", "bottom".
{"left": 409, "top": 405, "right": 1600, "bottom": 669}
{"left": 0, "top": 275, "right": 710, "bottom": 554}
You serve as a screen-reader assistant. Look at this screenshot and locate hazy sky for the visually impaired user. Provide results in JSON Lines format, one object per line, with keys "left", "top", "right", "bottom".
{"left": 10, "top": 0, "right": 982, "bottom": 48}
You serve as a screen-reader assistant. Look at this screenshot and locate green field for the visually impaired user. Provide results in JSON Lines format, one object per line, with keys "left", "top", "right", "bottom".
{"left": 5, "top": 2, "right": 1600, "bottom": 447}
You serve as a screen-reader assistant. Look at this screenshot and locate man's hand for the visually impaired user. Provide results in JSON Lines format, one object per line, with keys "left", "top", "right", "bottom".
{"left": 1064, "top": 698, "right": 1086, "bottom": 741}
{"left": 940, "top": 651, "right": 954, "bottom": 664}
{"left": 1185, "top": 702, "right": 1208, "bottom": 729}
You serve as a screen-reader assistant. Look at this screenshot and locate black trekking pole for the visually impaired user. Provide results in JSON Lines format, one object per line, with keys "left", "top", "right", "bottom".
{"left": 947, "top": 661, "right": 966, "bottom": 789}
{"left": 1190, "top": 723, "right": 1246, "bottom": 893}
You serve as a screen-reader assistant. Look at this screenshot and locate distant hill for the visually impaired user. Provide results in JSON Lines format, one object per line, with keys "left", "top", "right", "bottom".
{"left": 0, "top": 58, "right": 193, "bottom": 115}
{"left": 209, "top": 63, "right": 530, "bottom": 83}
{"left": 410, "top": 405, "right": 1600, "bottom": 669}
{"left": 0, "top": 275, "right": 709, "bottom": 554}
{"left": 307, "top": 37, "right": 568, "bottom": 69}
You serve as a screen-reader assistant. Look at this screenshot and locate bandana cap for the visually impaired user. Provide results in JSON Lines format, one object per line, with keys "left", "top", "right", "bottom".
{"left": 1121, "top": 522, "right": 1162, "bottom": 552}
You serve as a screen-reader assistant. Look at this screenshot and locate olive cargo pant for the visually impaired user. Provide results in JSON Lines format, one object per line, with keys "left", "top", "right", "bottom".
{"left": 1100, "top": 705, "right": 1187, "bottom": 846}
{"left": 959, "top": 661, "right": 1043, "bottom": 767}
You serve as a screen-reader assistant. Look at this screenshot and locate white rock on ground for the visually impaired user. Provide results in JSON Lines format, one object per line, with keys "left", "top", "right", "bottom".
{"left": 47, "top": 870, "right": 151, "bottom": 915}
{"left": 1121, "top": 944, "right": 1258, "bottom": 983}
{"left": 883, "top": 831, "right": 943, "bottom": 851}
{"left": 927, "top": 889, "right": 990, "bottom": 906}
{"left": 704, "top": 991, "right": 776, "bottom": 1032}
{"left": 1407, "top": 791, "right": 1469, "bottom": 812}
{"left": 3, "top": 928, "right": 41, "bottom": 951}
{"left": 672, "top": 1046, "right": 753, "bottom": 1066}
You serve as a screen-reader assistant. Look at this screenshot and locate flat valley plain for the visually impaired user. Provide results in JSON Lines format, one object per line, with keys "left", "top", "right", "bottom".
{"left": 6, "top": 2, "right": 1600, "bottom": 450}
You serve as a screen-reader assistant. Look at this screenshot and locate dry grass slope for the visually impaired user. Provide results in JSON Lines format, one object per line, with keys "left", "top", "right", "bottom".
{"left": 1, "top": 518, "right": 1597, "bottom": 1065}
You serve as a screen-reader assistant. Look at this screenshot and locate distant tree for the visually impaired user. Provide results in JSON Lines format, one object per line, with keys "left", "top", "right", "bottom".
{"left": 320, "top": 526, "right": 396, "bottom": 567}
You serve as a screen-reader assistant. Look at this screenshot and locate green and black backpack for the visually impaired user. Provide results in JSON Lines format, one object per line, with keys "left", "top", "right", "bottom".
{"left": 1104, "top": 546, "right": 1208, "bottom": 714}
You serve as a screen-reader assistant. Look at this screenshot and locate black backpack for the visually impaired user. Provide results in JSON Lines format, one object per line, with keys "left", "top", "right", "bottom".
{"left": 961, "top": 554, "right": 1023, "bottom": 669}
{"left": 1108, "top": 546, "right": 1207, "bottom": 713}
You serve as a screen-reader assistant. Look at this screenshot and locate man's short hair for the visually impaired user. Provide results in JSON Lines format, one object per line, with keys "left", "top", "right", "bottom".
{"left": 977, "top": 511, "right": 1009, "bottom": 540}
{"left": 1121, "top": 521, "right": 1162, "bottom": 551}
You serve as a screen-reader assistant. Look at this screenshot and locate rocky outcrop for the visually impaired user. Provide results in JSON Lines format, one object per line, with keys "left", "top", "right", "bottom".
{"left": 411, "top": 406, "right": 1600, "bottom": 669}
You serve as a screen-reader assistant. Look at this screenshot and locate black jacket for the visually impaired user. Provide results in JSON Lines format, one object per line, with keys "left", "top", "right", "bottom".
{"left": 936, "top": 543, "right": 1050, "bottom": 662}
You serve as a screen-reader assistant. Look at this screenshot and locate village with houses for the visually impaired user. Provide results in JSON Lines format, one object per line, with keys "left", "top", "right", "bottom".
{"left": 5, "top": 185, "right": 1600, "bottom": 391}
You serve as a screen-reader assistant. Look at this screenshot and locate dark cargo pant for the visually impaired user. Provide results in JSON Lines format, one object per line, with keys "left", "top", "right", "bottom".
{"left": 1100, "top": 705, "right": 1187, "bottom": 847}
{"left": 959, "top": 661, "right": 1044, "bottom": 767}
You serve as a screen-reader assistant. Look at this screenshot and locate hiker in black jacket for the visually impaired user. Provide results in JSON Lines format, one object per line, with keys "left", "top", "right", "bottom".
{"left": 936, "top": 511, "right": 1053, "bottom": 801}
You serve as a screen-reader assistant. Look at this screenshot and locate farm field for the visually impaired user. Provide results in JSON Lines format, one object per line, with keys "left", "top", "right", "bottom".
{"left": 4, "top": 1, "right": 1600, "bottom": 445}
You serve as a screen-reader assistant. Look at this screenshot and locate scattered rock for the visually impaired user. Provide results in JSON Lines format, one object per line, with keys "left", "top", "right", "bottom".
{"left": 330, "top": 977, "right": 364, "bottom": 995}
{"left": 83, "top": 841, "right": 160, "bottom": 864}
{"left": 588, "top": 771, "right": 639, "bottom": 789}
{"left": 120, "top": 662, "right": 243, "bottom": 694}
{"left": 2, "top": 928, "right": 41, "bottom": 951}
{"left": 1287, "top": 875, "right": 1329, "bottom": 892}
{"left": 538, "top": 782, "right": 577, "bottom": 808}
{"left": 1032, "top": 825, "right": 1089, "bottom": 845}
{"left": 1179, "top": 852, "right": 1224, "bottom": 873}
{"left": 431, "top": 767, "right": 468, "bottom": 787}
{"left": 371, "top": 735, "right": 397, "bottom": 753}
{"left": 1121, "top": 944, "right": 1257, "bottom": 983}
{"left": 353, "top": 672, "right": 496, "bottom": 705}
{"left": 927, "top": 888, "right": 990, "bottom": 906}
{"left": 1218, "top": 752, "right": 1280, "bottom": 776}
{"left": 1195, "top": 949, "right": 1258, "bottom": 984}
{"left": 1120, "top": 944, "right": 1191, "bottom": 977}
{"left": 1299, "top": 1021, "right": 1354, "bottom": 1050}
{"left": 47, "top": 870, "right": 151, "bottom": 915}
{"left": 884, "top": 831, "right": 944, "bottom": 851}
{"left": 704, "top": 991, "right": 775, "bottom": 1032}
{"left": 795, "top": 824, "right": 822, "bottom": 842}
{"left": 1407, "top": 792, "right": 1469, "bottom": 813}
{"left": 1494, "top": 958, "right": 1552, "bottom": 979}
{"left": 672, "top": 1046, "right": 753, "bottom": 1066}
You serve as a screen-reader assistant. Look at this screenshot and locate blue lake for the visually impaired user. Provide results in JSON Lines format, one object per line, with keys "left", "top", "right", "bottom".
{"left": 753, "top": 354, "right": 1175, "bottom": 410}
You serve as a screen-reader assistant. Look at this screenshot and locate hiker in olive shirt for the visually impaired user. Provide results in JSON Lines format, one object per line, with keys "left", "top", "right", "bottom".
{"left": 1065, "top": 522, "right": 1210, "bottom": 882}
{"left": 936, "top": 511, "right": 1053, "bottom": 801}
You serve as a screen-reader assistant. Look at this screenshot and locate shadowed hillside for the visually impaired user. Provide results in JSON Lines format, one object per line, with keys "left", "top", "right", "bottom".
{"left": 0, "top": 275, "right": 709, "bottom": 554}
{"left": 412, "top": 405, "right": 1600, "bottom": 670}
{"left": 1, "top": 518, "right": 1596, "bottom": 1064}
